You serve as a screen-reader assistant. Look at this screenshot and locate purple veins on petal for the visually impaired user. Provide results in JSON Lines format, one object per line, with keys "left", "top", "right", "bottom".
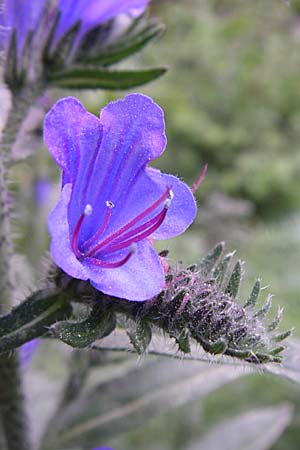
{"left": 45, "top": 94, "right": 197, "bottom": 301}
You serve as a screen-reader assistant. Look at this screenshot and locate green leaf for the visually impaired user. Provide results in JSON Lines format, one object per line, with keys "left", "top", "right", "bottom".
{"left": 127, "top": 321, "right": 152, "bottom": 355}
{"left": 47, "top": 21, "right": 81, "bottom": 65}
{"left": 186, "top": 405, "right": 293, "bottom": 450}
{"left": 254, "top": 294, "right": 272, "bottom": 319}
{"left": 84, "top": 21, "right": 165, "bottom": 66}
{"left": 268, "top": 306, "right": 283, "bottom": 331}
{"left": 225, "top": 260, "right": 242, "bottom": 298}
{"left": 52, "top": 307, "right": 116, "bottom": 348}
{"left": 48, "top": 66, "right": 167, "bottom": 90}
{"left": 213, "top": 251, "right": 235, "bottom": 286}
{"left": 0, "top": 289, "right": 71, "bottom": 353}
{"left": 244, "top": 279, "right": 261, "bottom": 308}
{"left": 199, "top": 242, "right": 224, "bottom": 276}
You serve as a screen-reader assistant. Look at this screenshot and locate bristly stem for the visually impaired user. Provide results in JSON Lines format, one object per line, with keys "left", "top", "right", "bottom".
{"left": 0, "top": 86, "right": 41, "bottom": 450}
{"left": 1, "top": 84, "right": 43, "bottom": 163}
{"left": 0, "top": 354, "right": 31, "bottom": 450}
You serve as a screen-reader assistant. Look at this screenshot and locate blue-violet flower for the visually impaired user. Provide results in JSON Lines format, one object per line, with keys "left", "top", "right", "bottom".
{"left": 44, "top": 94, "right": 197, "bottom": 301}
{"left": 0, "top": 0, "right": 150, "bottom": 53}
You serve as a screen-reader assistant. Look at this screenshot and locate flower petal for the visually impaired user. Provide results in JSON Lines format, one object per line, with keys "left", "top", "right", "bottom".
{"left": 145, "top": 168, "right": 197, "bottom": 239}
{"left": 85, "top": 241, "right": 164, "bottom": 301}
{"left": 48, "top": 183, "right": 88, "bottom": 280}
{"left": 100, "top": 166, "right": 197, "bottom": 241}
{"left": 0, "top": 0, "right": 45, "bottom": 50}
{"left": 55, "top": 0, "right": 150, "bottom": 41}
{"left": 43, "top": 97, "right": 87, "bottom": 185}
{"left": 82, "top": 93, "right": 167, "bottom": 237}
{"left": 68, "top": 111, "right": 103, "bottom": 232}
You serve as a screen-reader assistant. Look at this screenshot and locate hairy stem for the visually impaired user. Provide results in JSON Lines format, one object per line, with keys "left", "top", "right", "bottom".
{"left": 0, "top": 85, "right": 42, "bottom": 162}
{"left": 0, "top": 86, "right": 41, "bottom": 450}
{"left": 0, "top": 158, "right": 15, "bottom": 312}
{"left": 0, "top": 354, "right": 31, "bottom": 450}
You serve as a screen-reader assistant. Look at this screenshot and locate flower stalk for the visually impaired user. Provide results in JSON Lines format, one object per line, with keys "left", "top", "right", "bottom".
{"left": 0, "top": 88, "right": 40, "bottom": 450}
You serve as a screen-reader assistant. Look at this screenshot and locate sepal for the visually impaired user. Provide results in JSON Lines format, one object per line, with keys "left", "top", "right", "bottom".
{"left": 76, "top": 18, "right": 165, "bottom": 66}
{"left": 52, "top": 306, "right": 116, "bottom": 348}
{"left": 127, "top": 320, "right": 152, "bottom": 355}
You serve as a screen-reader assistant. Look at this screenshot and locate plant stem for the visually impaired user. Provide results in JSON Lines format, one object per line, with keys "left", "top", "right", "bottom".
{"left": 0, "top": 354, "right": 31, "bottom": 450}
{"left": 0, "top": 85, "right": 42, "bottom": 162}
{"left": 0, "top": 86, "right": 41, "bottom": 450}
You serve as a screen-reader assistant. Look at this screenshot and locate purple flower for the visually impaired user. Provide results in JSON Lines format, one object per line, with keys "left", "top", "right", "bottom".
{"left": 91, "top": 448, "right": 114, "bottom": 450}
{"left": 19, "top": 339, "right": 39, "bottom": 367}
{"left": 0, "top": 0, "right": 150, "bottom": 52}
{"left": 35, "top": 177, "right": 52, "bottom": 207}
{"left": 44, "top": 94, "right": 197, "bottom": 301}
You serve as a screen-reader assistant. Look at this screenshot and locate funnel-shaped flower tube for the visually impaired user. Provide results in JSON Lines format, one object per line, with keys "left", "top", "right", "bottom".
{"left": 0, "top": 0, "right": 150, "bottom": 52}
{"left": 45, "top": 94, "right": 197, "bottom": 301}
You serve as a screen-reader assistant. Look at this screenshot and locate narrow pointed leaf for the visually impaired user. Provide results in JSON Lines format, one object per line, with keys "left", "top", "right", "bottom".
{"left": 254, "top": 294, "right": 272, "bottom": 319}
{"left": 199, "top": 242, "right": 224, "bottom": 276}
{"left": 225, "top": 260, "right": 242, "bottom": 298}
{"left": 49, "top": 21, "right": 81, "bottom": 64}
{"left": 272, "top": 330, "right": 292, "bottom": 343}
{"left": 127, "top": 321, "right": 152, "bottom": 355}
{"left": 85, "top": 22, "right": 165, "bottom": 66}
{"left": 268, "top": 306, "right": 283, "bottom": 331}
{"left": 0, "top": 289, "right": 66, "bottom": 337}
{"left": 49, "top": 67, "right": 167, "bottom": 89}
{"left": 213, "top": 251, "right": 235, "bottom": 286}
{"left": 0, "top": 290, "right": 71, "bottom": 353}
{"left": 244, "top": 279, "right": 261, "bottom": 308}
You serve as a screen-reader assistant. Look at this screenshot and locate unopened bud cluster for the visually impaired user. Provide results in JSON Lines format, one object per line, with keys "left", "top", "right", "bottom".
{"left": 52, "top": 243, "right": 290, "bottom": 364}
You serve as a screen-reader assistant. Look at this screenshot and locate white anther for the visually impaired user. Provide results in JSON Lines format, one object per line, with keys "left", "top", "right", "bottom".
{"left": 130, "top": 243, "right": 137, "bottom": 254}
{"left": 164, "top": 191, "right": 174, "bottom": 209}
{"left": 168, "top": 190, "right": 174, "bottom": 200}
{"left": 164, "top": 198, "right": 172, "bottom": 209}
{"left": 84, "top": 204, "right": 93, "bottom": 216}
{"left": 106, "top": 200, "right": 115, "bottom": 209}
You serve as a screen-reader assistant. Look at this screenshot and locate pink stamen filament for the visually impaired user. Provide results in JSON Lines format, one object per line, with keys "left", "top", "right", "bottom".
{"left": 191, "top": 163, "right": 208, "bottom": 193}
{"left": 82, "top": 201, "right": 113, "bottom": 251}
{"left": 71, "top": 213, "right": 86, "bottom": 258}
{"left": 85, "top": 247, "right": 134, "bottom": 268}
{"left": 99, "top": 206, "right": 169, "bottom": 255}
{"left": 85, "top": 187, "right": 172, "bottom": 257}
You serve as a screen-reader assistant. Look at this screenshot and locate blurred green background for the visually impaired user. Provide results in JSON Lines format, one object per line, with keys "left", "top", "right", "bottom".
{"left": 12, "top": 0, "right": 300, "bottom": 449}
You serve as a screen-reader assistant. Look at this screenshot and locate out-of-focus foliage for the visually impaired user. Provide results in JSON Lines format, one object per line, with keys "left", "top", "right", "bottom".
{"left": 143, "top": 0, "right": 300, "bottom": 218}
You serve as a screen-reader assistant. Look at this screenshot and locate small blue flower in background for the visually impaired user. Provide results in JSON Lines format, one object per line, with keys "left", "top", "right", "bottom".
{"left": 91, "top": 447, "right": 114, "bottom": 450}
{"left": 0, "top": 0, "right": 151, "bottom": 52}
{"left": 34, "top": 177, "right": 52, "bottom": 208}
{"left": 19, "top": 339, "right": 39, "bottom": 367}
{"left": 44, "top": 94, "right": 197, "bottom": 301}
